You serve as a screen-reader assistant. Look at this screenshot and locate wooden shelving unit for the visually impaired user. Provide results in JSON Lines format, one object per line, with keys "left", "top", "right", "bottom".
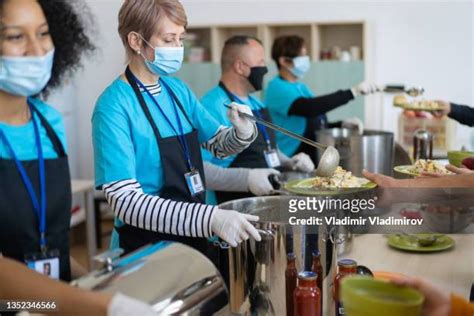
{"left": 182, "top": 21, "right": 368, "bottom": 123}
{"left": 186, "top": 21, "right": 366, "bottom": 64}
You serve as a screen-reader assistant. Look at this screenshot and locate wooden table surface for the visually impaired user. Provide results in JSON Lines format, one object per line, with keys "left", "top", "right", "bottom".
{"left": 343, "top": 234, "right": 474, "bottom": 298}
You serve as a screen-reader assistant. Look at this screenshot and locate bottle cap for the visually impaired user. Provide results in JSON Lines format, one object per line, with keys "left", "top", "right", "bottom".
{"left": 298, "top": 271, "right": 317, "bottom": 280}
{"left": 338, "top": 259, "right": 357, "bottom": 268}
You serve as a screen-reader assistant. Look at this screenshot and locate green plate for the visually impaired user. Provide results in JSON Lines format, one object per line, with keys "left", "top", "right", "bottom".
{"left": 387, "top": 234, "right": 455, "bottom": 252}
{"left": 284, "top": 177, "right": 377, "bottom": 196}
{"left": 394, "top": 165, "right": 419, "bottom": 177}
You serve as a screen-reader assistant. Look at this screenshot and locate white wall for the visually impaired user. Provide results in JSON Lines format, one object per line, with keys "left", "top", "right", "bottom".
{"left": 74, "top": 0, "right": 473, "bottom": 180}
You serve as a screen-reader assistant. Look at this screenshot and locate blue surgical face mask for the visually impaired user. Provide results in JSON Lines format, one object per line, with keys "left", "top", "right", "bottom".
{"left": 290, "top": 55, "right": 311, "bottom": 79}
{"left": 138, "top": 35, "right": 184, "bottom": 76}
{"left": 0, "top": 49, "right": 54, "bottom": 96}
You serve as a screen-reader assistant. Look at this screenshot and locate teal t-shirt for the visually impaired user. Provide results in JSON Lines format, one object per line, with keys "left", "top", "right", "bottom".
{"left": 200, "top": 84, "right": 265, "bottom": 168}
{"left": 93, "top": 76, "right": 223, "bottom": 249}
{"left": 92, "top": 76, "right": 222, "bottom": 193}
{"left": 264, "top": 76, "right": 314, "bottom": 156}
{"left": 0, "top": 98, "right": 67, "bottom": 160}
{"left": 199, "top": 85, "right": 265, "bottom": 206}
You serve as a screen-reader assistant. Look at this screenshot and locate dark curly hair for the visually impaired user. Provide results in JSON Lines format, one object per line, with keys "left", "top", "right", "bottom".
{"left": 0, "top": 0, "right": 96, "bottom": 96}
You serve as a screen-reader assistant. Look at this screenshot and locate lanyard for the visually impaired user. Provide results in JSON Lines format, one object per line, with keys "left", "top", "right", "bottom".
{"left": 218, "top": 82, "right": 273, "bottom": 150}
{"left": 0, "top": 101, "right": 47, "bottom": 252}
{"left": 129, "top": 72, "right": 194, "bottom": 171}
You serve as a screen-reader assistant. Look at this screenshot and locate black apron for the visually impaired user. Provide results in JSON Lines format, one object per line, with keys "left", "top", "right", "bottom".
{"left": 0, "top": 106, "right": 72, "bottom": 281}
{"left": 214, "top": 82, "right": 279, "bottom": 204}
{"left": 117, "top": 68, "right": 211, "bottom": 257}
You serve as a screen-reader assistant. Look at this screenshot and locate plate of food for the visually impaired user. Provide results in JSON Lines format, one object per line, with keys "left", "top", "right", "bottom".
{"left": 284, "top": 166, "right": 376, "bottom": 196}
{"left": 394, "top": 159, "right": 453, "bottom": 177}
{"left": 393, "top": 95, "right": 443, "bottom": 112}
{"left": 387, "top": 233, "right": 455, "bottom": 252}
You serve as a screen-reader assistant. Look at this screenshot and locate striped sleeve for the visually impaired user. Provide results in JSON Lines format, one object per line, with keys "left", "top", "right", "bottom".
{"left": 103, "top": 179, "right": 216, "bottom": 238}
{"left": 202, "top": 125, "right": 258, "bottom": 159}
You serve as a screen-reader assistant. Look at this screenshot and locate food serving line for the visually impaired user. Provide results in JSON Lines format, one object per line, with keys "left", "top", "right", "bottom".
{"left": 71, "top": 87, "right": 473, "bottom": 315}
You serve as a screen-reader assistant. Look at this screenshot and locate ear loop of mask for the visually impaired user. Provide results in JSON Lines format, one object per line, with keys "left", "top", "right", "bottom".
{"left": 133, "top": 32, "right": 154, "bottom": 63}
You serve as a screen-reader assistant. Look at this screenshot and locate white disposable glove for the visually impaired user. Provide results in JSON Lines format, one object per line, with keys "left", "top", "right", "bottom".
{"left": 248, "top": 168, "right": 280, "bottom": 196}
{"left": 284, "top": 153, "right": 315, "bottom": 173}
{"left": 107, "top": 293, "right": 156, "bottom": 316}
{"left": 211, "top": 208, "right": 261, "bottom": 247}
{"left": 351, "top": 82, "right": 379, "bottom": 97}
{"left": 342, "top": 116, "right": 364, "bottom": 134}
{"left": 227, "top": 102, "right": 256, "bottom": 140}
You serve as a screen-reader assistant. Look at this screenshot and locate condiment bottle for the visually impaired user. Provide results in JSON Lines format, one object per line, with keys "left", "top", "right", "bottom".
{"left": 294, "top": 271, "right": 321, "bottom": 316}
{"left": 334, "top": 259, "right": 357, "bottom": 316}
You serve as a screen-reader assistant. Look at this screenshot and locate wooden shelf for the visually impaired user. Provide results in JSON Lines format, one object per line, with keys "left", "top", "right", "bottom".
{"left": 318, "top": 23, "right": 364, "bottom": 60}
{"left": 185, "top": 27, "right": 212, "bottom": 62}
{"left": 186, "top": 21, "right": 366, "bottom": 64}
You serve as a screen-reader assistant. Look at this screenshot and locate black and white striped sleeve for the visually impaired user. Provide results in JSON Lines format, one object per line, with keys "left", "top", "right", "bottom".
{"left": 102, "top": 179, "right": 216, "bottom": 238}
{"left": 202, "top": 125, "right": 258, "bottom": 159}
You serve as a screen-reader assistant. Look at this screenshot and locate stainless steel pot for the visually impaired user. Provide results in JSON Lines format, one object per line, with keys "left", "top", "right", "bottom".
{"left": 218, "top": 196, "right": 343, "bottom": 315}
{"left": 316, "top": 128, "right": 394, "bottom": 176}
{"left": 72, "top": 243, "right": 229, "bottom": 315}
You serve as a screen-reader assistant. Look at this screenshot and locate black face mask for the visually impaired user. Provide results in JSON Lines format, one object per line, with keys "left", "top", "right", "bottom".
{"left": 247, "top": 66, "right": 268, "bottom": 91}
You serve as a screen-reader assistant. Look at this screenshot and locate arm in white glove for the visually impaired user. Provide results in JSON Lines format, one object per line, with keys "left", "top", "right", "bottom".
{"left": 204, "top": 162, "right": 250, "bottom": 192}
{"left": 248, "top": 168, "right": 280, "bottom": 196}
{"left": 211, "top": 209, "right": 261, "bottom": 247}
{"left": 227, "top": 102, "right": 258, "bottom": 140}
{"left": 108, "top": 293, "right": 156, "bottom": 316}
{"left": 278, "top": 150, "right": 315, "bottom": 173}
{"left": 351, "top": 82, "right": 380, "bottom": 97}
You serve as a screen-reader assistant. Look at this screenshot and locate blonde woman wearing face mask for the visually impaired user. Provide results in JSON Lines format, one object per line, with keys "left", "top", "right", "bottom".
{"left": 0, "top": 0, "right": 94, "bottom": 281}
{"left": 92, "top": 0, "right": 261, "bottom": 257}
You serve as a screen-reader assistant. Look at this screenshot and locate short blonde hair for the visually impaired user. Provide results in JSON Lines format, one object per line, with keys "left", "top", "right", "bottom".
{"left": 118, "top": 0, "right": 187, "bottom": 56}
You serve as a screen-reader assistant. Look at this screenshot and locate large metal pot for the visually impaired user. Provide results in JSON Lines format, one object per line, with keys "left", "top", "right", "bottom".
{"left": 218, "top": 196, "right": 340, "bottom": 315}
{"left": 72, "top": 243, "right": 229, "bottom": 315}
{"left": 316, "top": 128, "right": 394, "bottom": 176}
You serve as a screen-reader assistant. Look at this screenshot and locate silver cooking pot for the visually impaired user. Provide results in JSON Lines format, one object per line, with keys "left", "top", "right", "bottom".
{"left": 72, "top": 243, "right": 229, "bottom": 315}
{"left": 316, "top": 128, "right": 394, "bottom": 176}
{"left": 218, "top": 195, "right": 346, "bottom": 315}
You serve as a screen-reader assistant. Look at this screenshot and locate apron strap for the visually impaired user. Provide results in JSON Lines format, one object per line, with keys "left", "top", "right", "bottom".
{"left": 125, "top": 67, "right": 163, "bottom": 143}
{"left": 218, "top": 81, "right": 236, "bottom": 103}
{"left": 159, "top": 79, "right": 195, "bottom": 129}
{"left": 29, "top": 104, "right": 66, "bottom": 157}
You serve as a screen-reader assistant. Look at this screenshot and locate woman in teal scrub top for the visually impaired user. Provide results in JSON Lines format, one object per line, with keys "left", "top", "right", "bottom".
{"left": 264, "top": 35, "right": 378, "bottom": 161}
{"left": 0, "top": 0, "right": 94, "bottom": 281}
{"left": 92, "top": 0, "right": 261, "bottom": 255}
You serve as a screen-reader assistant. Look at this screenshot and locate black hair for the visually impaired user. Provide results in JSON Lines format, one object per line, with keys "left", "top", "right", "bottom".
{"left": 0, "top": 0, "right": 96, "bottom": 97}
{"left": 271, "top": 35, "right": 305, "bottom": 69}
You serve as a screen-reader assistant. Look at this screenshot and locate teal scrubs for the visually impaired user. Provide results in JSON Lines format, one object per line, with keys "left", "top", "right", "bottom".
{"left": 92, "top": 76, "right": 222, "bottom": 248}
{"left": 264, "top": 76, "right": 314, "bottom": 156}
{"left": 0, "top": 98, "right": 67, "bottom": 160}
{"left": 200, "top": 85, "right": 265, "bottom": 205}
{"left": 200, "top": 84, "right": 265, "bottom": 168}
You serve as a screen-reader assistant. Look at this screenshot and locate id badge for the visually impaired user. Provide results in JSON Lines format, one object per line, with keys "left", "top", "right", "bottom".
{"left": 184, "top": 169, "right": 205, "bottom": 196}
{"left": 264, "top": 149, "right": 281, "bottom": 168}
{"left": 25, "top": 249, "right": 60, "bottom": 280}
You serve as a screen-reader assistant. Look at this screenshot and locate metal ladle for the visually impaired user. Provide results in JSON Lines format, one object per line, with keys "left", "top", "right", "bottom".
{"left": 380, "top": 85, "right": 425, "bottom": 97}
{"left": 225, "top": 104, "right": 340, "bottom": 177}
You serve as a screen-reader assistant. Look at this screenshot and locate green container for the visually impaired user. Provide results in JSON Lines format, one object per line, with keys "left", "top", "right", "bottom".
{"left": 341, "top": 276, "right": 424, "bottom": 316}
{"left": 448, "top": 150, "right": 474, "bottom": 167}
